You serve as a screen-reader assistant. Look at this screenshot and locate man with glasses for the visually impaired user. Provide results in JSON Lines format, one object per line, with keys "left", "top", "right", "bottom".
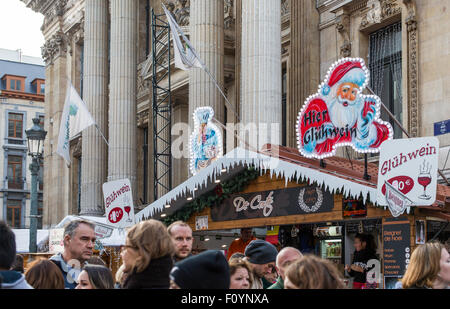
{"left": 244, "top": 239, "right": 278, "bottom": 289}
{"left": 50, "top": 219, "right": 96, "bottom": 289}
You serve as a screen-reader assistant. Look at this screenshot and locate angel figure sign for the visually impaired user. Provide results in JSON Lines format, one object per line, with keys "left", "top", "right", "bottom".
{"left": 297, "top": 58, "right": 393, "bottom": 158}
{"left": 190, "top": 107, "right": 223, "bottom": 175}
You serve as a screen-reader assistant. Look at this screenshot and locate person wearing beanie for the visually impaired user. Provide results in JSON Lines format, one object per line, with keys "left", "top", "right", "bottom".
{"left": 243, "top": 239, "right": 278, "bottom": 289}
{"left": 170, "top": 250, "right": 230, "bottom": 289}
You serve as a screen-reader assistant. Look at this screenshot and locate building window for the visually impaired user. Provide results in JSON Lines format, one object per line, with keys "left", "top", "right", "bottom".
{"left": 6, "top": 200, "right": 22, "bottom": 228}
{"left": 7, "top": 155, "right": 23, "bottom": 189}
{"left": 10, "top": 79, "right": 22, "bottom": 91}
{"left": 369, "top": 22, "right": 402, "bottom": 139}
{"left": 32, "top": 79, "right": 45, "bottom": 95}
{"left": 8, "top": 113, "right": 23, "bottom": 139}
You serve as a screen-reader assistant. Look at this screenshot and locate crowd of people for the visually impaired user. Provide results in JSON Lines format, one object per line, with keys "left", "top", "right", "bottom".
{"left": 0, "top": 219, "right": 448, "bottom": 289}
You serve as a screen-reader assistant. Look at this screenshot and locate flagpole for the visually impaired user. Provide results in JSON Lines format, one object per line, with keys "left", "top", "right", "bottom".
{"left": 211, "top": 117, "right": 259, "bottom": 154}
{"left": 162, "top": 4, "right": 240, "bottom": 123}
{"left": 94, "top": 124, "right": 109, "bottom": 147}
{"left": 201, "top": 65, "right": 241, "bottom": 123}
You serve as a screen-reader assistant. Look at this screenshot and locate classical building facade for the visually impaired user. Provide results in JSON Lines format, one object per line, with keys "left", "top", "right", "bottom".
{"left": 22, "top": 0, "right": 450, "bottom": 228}
{"left": 0, "top": 48, "right": 45, "bottom": 229}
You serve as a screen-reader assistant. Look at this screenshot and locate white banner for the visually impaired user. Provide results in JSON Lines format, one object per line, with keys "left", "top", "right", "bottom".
{"left": 56, "top": 81, "right": 95, "bottom": 165}
{"left": 377, "top": 137, "right": 439, "bottom": 214}
{"left": 162, "top": 4, "right": 204, "bottom": 71}
{"left": 103, "top": 179, "right": 135, "bottom": 228}
{"left": 49, "top": 228, "right": 65, "bottom": 254}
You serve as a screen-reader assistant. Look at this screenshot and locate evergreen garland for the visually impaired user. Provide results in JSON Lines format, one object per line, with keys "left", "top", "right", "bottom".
{"left": 162, "top": 167, "right": 259, "bottom": 226}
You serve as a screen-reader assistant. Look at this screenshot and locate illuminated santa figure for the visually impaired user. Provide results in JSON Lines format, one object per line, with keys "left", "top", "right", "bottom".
{"left": 298, "top": 58, "right": 393, "bottom": 158}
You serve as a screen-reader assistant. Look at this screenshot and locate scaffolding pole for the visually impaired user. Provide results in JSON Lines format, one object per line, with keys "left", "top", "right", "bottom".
{"left": 151, "top": 9, "right": 172, "bottom": 201}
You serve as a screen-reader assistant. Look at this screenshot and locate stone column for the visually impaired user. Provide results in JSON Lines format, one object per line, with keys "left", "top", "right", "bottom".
{"left": 288, "top": 0, "right": 319, "bottom": 148}
{"left": 108, "top": 0, "right": 138, "bottom": 193}
{"left": 80, "top": 0, "right": 109, "bottom": 216}
{"left": 41, "top": 32, "right": 70, "bottom": 227}
{"left": 188, "top": 0, "right": 225, "bottom": 131}
{"left": 240, "top": 0, "right": 282, "bottom": 150}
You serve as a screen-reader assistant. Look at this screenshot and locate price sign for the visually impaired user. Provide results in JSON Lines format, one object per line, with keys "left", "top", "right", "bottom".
{"left": 377, "top": 137, "right": 439, "bottom": 217}
{"left": 103, "top": 178, "right": 135, "bottom": 228}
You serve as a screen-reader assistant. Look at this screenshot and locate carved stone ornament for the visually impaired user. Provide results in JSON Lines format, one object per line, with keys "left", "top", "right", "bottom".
{"left": 340, "top": 40, "right": 352, "bottom": 57}
{"left": 403, "top": 0, "right": 419, "bottom": 137}
{"left": 281, "top": 0, "right": 290, "bottom": 16}
{"left": 137, "top": 110, "right": 149, "bottom": 127}
{"left": 224, "top": 0, "right": 234, "bottom": 29}
{"left": 166, "top": 0, "right": 190, "bottom": 26}
{"left": 41, "top": 31, "right": 68, "bottom": 65}
{"left": 366, "top": 0, "right": 382, "bottom": 24}
{"left": 336, "top": 14, "right": 351, "bottom": 57}
{"left": 360, "top": 0, "right": 402, "bottom": 30}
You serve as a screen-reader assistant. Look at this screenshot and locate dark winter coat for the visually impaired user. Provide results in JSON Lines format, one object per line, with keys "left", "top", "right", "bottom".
{"left": 122, "top": 255, "right": 173, "bottom": 289}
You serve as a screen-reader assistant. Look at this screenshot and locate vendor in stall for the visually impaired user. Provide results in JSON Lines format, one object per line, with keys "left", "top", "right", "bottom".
{"left": 226, "top": 228, "right": 256, "bottom": 260}
{"left": 345, "top": 233, "right": 378, "bottom": 289}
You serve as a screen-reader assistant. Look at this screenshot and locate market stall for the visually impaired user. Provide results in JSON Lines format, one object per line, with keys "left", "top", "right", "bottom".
{"left": 135, "top": 144, "right": 449, "bottom": 288}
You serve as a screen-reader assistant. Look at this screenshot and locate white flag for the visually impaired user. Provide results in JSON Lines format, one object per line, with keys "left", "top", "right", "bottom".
{"left": 56, "top": 81, "right": 95, "bottom": 165}
{"left": 162, "top": 4, "right": 205, "bottom": 71}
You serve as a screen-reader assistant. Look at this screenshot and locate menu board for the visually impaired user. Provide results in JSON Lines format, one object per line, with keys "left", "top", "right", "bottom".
{"left": 383, "top": 217, "right": 411, "bottom": 277}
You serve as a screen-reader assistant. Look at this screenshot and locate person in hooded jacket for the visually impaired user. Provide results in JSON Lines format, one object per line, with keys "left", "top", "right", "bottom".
{"left": 121, "top": 219, "right": 175, "bottom": 289}
{"left": 345, "top": 233, "right": 378, "bottom": 289}
{"left": 0, "top": 221, "right": 33, "bottom": 289}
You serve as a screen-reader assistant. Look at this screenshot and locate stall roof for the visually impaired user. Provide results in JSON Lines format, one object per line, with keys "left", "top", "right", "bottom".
{"left": 262, "top": 144, "right": 450, "bottom": 220}
{"left": 135, "top": 146, "right": 381, "bottom": 222}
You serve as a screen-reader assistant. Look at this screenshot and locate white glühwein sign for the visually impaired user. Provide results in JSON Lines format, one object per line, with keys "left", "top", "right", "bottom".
{"left": 103, "top": 178, "right": 135, "bottom": 228}
{"left": 377, "top": 137, "right": 439, "bottom": 217}
{"left": 49, "top": 228, "right": 65, "bottom": 254}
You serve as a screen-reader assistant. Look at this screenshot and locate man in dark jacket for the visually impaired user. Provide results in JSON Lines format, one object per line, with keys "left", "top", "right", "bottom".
{"left": 244, "top": 240, "right": 278, "bottom": 289}
{"left": 0, "top": 221, "right": 33, "bottom": 289}
{"left": 49, "top": 219, "right": 96, "bottom": 289}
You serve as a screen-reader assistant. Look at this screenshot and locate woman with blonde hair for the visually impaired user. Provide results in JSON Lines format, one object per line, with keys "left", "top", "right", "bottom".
{"left": 402, "top": 241, "right": 450, "bottom": 289}
{"left": 25, "top": 259, "right": 65, "bottom": 289}
{"left": 120, "top": 219, "right": 175, "bottom": 289}
{"left": 284, "top": 255, "right": 345, "bottom": 289}
{"left": 229, "top": 259, "right": 253, "bottom": 289}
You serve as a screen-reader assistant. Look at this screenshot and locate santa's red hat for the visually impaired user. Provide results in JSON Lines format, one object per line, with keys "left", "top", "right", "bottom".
{"left": 321, "top": 58, "right": 368, "bottom": 96}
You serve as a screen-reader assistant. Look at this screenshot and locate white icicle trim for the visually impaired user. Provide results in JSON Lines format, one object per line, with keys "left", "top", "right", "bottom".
{"left": 134, "top": 147, "right": 377, "bottom": 222}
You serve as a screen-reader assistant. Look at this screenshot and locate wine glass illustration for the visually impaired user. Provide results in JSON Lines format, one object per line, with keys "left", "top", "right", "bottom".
{"left": 123, "top": 195, "right": 132, "bottom": 222}
{"left": 417, "top": 160, "right": 432, "bottom": 200}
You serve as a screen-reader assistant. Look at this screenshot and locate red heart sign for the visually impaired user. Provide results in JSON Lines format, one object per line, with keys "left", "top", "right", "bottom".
{"left": 381, "top": 176, "right": 414, "bottom": 195}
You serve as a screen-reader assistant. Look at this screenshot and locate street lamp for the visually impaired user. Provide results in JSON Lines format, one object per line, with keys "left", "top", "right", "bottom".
{"left": 25, "top": 118, "right": 47, "bottom": 253}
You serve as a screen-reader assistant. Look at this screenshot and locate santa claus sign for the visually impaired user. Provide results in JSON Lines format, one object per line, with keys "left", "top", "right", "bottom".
{"left": 297, "top": 58, "right": 393, "bottom": 158}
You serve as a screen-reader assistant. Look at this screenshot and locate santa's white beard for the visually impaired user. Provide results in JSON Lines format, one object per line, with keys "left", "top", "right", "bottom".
{"left": 328, "top": 96, "right": 360, "bottom": 129}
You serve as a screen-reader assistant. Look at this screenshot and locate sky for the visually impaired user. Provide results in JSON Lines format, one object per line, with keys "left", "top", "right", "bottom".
{"left": 0, "top": 0, "right": 45, "bottom": 58}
